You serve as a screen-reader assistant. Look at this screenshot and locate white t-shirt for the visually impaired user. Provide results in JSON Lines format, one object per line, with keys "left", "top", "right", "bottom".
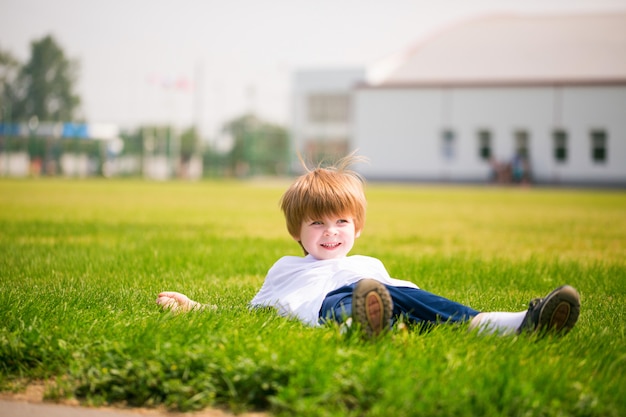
{"left": 250, "top": 254, "right": 419, "bottom": 326}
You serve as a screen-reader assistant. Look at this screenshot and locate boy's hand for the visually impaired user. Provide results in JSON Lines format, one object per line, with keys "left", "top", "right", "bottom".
{"left": 156, "top": 291, "right": 200, "bottom": 312}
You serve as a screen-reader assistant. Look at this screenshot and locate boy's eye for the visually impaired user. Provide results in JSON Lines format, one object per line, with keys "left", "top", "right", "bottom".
{"left": 308, "top": 218, "right": 350, "bottom": 226}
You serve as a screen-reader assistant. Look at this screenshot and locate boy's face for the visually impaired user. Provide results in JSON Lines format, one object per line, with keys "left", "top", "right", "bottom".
{"left": 295, "top": 214, "right": 361, "bottom": 260}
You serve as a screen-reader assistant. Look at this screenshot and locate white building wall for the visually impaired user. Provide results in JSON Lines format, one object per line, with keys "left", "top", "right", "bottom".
{"left": 557, "top": 86, "right": 626, "bottom": 183}
{"left": 353, "top": 89, "right": 445, "bottom": 180}
{"left": 353, "top": 85, "right": 626, "bottom": 185}
{"left": 451, "top": 87, "right": 555, "bottom": 180}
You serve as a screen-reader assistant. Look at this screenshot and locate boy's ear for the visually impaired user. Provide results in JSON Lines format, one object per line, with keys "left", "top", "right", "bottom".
{"left": 355, "top": 229, "right": 362, "bottom": 238}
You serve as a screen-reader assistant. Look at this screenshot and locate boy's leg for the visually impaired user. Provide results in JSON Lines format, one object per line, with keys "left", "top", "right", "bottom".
{"left": 470, "top": 285, "right": 581, "bottom": 335}
{"left": 320, "top": 282, "right": 581, "bottom": 336}
{"left": 319, "top": 282, "right": 479, "bottom": 327}
{"left": 387, "top": 286, "right": 480, "bottom": 325}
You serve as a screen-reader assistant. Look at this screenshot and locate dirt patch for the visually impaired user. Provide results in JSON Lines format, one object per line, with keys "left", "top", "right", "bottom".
{"left": 0, "top": 382, "right": 268, "bottom": 417}
{"left": 0, "top": 383, "right": 49, "bottom": 403}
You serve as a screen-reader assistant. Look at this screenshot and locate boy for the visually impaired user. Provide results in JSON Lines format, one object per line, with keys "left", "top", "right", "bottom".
{"left": 157, "top": 155, "right": 581, "bottom": 338}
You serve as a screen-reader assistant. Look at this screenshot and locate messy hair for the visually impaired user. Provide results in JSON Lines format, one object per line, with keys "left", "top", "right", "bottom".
{"left": 280, "top": 153, "right": 368, "bottom": 243}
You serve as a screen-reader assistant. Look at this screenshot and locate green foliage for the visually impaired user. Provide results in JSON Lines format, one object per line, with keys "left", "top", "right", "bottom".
{"left": 0, "top": 180, "right": 625, "bottom": 416}
{"left": 0, "top": 45, "right": 20, "bottom": 117}
{"left": 119, "top": 129, "right": 143, "bottom": 155}
{"left": 9, "top": 35, "right": 81, "bottom": 122}
{"left": 179, "top": 126, "right": 200, "bottom": 159}
{"left": 223, "top": 113, "right": 290, "bottom": 177}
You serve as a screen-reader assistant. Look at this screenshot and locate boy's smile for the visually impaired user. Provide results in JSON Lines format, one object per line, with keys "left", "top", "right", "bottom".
{"left": 297, "top": 215, "right": 360, "bottom": 260}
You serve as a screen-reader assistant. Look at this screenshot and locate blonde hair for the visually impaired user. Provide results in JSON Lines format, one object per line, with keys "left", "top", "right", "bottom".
{"left": 280, "top": 154, "right": 368, "bottom": 245}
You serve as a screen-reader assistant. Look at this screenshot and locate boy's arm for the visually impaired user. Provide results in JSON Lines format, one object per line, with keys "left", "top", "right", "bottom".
{"left": 156, "top": 291, "right": 216, "bottom": 312}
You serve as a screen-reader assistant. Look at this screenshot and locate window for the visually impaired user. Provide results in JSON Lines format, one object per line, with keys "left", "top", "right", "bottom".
{"left": 478, "top": 130, "right": 491, "bottom": 161}
{"left": 553, "top": 130, "right": 568, "bottom": 163}
{"left": 514, "top": 130, "right": 529, "bottom": 159}
{"left": 307, "top": 94, "right": 350, "bottom": 123}
{"left": 441, "top": 129, "right": 456, "bottom": 160}
{"left": 591, "top": 130, "right": 607, "bottom": 163}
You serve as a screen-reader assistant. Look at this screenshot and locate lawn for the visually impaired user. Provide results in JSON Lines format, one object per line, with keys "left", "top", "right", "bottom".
{"left": 1, "top": 178, "right": 625, "bottom": 416}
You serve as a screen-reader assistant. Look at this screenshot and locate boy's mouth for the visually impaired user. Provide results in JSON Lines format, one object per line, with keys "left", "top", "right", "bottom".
{"left": 321, "top": 242, "right": 341, "bottom": 249}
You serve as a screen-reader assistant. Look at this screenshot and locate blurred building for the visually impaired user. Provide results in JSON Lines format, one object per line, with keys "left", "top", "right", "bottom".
{"left": 291, "top": 68, "right": 365, "bottom": 167}
{"left": 293, "top": 13, "right": 626, "bottom": 186}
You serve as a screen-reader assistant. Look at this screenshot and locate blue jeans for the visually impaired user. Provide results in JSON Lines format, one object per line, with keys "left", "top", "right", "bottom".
{"left": 319, "top": 282, "right": 480, "bottom": 326}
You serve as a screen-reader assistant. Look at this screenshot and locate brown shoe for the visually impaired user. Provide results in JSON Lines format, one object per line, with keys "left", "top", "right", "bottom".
{"left": 352, "top": 279, "right": 393, "bottom": 338}
{"left": 517, "top": 285, "right": 581, "bottom": 335}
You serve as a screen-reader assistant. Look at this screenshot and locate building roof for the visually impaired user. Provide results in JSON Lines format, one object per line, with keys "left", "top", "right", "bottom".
{"left": 367, "top": 13, "right": 626, "bottom": 87}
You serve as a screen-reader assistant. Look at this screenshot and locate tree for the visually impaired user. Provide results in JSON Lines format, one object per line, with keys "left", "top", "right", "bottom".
{"left": 0, "top": 45, "right": 20, "bottom": 123}
{"left": 179, "top": 126, "right": 200, "bottom": 161}
{"left": 10, "top": 35, "right": 81, "bottom": 122}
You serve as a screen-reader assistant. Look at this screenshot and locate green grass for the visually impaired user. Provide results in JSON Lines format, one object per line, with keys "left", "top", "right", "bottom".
{"left": 1, "top": 178, "right": 625, "bottom": 416}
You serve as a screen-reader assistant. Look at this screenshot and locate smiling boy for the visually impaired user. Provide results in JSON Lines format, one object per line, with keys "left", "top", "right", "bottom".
{"left": 158, "top": 155, "right": 581, "bottom": 338}
{"left": 299, "top": 215, "right": 357, "bottom": 260}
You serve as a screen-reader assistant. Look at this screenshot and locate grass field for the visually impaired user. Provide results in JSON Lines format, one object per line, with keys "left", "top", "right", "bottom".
{"left": 1, "top": 178, "right": 625, "bottom": 416}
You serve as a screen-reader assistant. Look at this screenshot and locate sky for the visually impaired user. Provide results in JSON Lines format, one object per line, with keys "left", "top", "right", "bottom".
{"left": 2, "top": 0, "right": 626, "bottom": 141}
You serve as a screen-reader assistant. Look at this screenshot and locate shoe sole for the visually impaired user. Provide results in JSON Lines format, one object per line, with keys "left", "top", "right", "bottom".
{"left": 537, "top": 285, "right": 581, "bottom": 334}
{"left": 352, "top": 279, "right": 393, "bottom": 338}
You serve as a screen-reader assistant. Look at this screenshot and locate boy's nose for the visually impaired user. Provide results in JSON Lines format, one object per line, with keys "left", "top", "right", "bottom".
{"left": 324, "top": 226, "right": 337, "bottom": 235}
